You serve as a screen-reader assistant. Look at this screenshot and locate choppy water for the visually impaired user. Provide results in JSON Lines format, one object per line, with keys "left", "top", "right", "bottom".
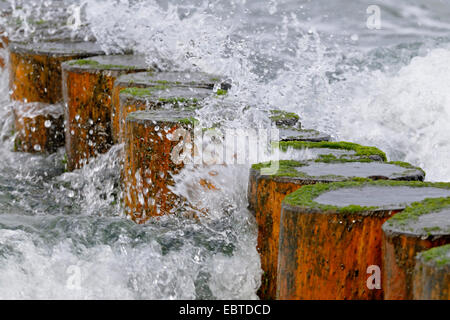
{"left": 0, "top": 0, "right": 450, "bottom": 299}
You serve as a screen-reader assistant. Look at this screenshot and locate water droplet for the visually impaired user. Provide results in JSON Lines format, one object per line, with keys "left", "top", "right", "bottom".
{"left": 34, "top": 144, "right": 41, "bottom": 151}
{"left": 44, "top": 120, "right": 52, "bottom": 128}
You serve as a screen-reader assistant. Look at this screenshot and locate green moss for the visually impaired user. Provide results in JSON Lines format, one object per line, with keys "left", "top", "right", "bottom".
{"left": 69, "top": 59, "right": 99, "bottom": 66}
{"left": 420, "top": 244, "right": 450, "bottom": 267}
{"left": 269, "top": 110, "right": 300, "bottom": 123}
{"left": 279, "top": 141, "right": 388, "bottom": 162}
{"left": 283, "top": 180, "right": 450, "bottom": 215}
{"left": 386, "top": 197, "right": 450, "bottom": 229}
{"left": 120, "top": 85, "right": 170, "bottom": 97}
{"left": 121, "top": 87, "right": 153, "bottom": 97}
{"left": 154, "top": 80, "right": 169, "bottom": 84}
{"left": 14, "top": 137, "right": 21, "bottom": 152}
{"left": 251, "top": 159, "right": 420, "bottom": 181}
{"left": 158, "top": 97, "right": 199, "bottom": 104}
{"left": 178, "top": 117, "right": 199, "bottom": 126}
{"left": 61, "top": 153, "right": 68, "bottom": 172}
{"left": 68, "top": 59, "right": 138, "bottom": 70}
{"left": 216, "top": 89, "right": 228, "bottom": 96}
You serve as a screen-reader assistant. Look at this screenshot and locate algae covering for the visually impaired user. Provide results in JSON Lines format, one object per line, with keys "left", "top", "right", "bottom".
{"left": 385, "top": 198, "right": 450, "bottom": 235}
{"left": 283, "top": 180, "right": 450, "bottom": 212}
{"left": 279, "top": 141, "right": 387, "bottom": 161}
{"left": 252, "top": 159, "right": 424, "bottom": 181}
{"left": 269, "top": 110, "right": 300, "bottom": 127}
{"left": 420, "top": 244, "right": 450, "bottom": 267}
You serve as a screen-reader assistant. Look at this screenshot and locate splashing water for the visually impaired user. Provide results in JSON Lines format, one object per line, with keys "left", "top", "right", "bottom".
{"left": 1, "top": 0, "right": 450, "bottom": 299}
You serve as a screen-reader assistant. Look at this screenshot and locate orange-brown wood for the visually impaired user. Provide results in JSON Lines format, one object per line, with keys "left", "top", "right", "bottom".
{"left": 13, "top": 102, "right": 64, "bottom": 153}
{"left": 9, "top": 50, "right": 68, "bottom": 103}
{"left": 413, "top": 264, "right": 449, "bottom": 300}
{"left": 115, "top": 94, "right": 150, "bottom": 144}
{"left": 277, "top": 205, "right": 402, "bottom": 300}
{"left": 62, "top": 56, "right": 150, "bottom": 170}
{"left": 111, "top": 81, "right": 129, "bottom": 143}
{"left": 123, "top": 110, "right": 195, "bottom": 223}
{"left": 247, "top": 171, "right": 315, "bottom": 300}
{"left": 8, "top": 41, "right": 104, "bottom": 153}
{"left": 413, "top": 249, "right": 450, "bottom": 300}
{"left": 382, "top": 233, "right": 449, "bottom": 300}
{"left": 9, "top": 42, "right": 103, "bottom": 104}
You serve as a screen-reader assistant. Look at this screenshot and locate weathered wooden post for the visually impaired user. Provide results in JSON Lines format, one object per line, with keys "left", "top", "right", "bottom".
{"left": 277, "top": 180, "right": 450, "bottom": 300}
{"left": 123, "top": 109, "right": 199, "bottom": 223}
{"left": 249, "top": 156, "right": 424, "bottom": 300}
{"left": 382, "top": 199, "right": 450, "bottom": 299}
{"left": 8, "top": 41, "right": 104, "bottom": 153}
{"left": 111, "top": 71, "right": 228, "bottom": 143}
{"left": 413, "top": 244, "right": 450, "bottom": 300}
{"left": 12, "top": 102, "right": 64, "bottom": 153}
{"left": 62, "top": 55, "right": 152, "bottom": 170}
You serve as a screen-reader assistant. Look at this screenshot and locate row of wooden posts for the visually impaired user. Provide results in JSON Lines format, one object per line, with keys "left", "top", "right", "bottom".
{"left": 0, "top": 32, "right": 448, "bottom": 300}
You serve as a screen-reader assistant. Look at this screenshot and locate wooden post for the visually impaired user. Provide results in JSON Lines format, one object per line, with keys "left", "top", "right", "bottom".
{"left": 277, "top": 180, "right": 450, "bottom": 300}
{"left": 382, "top": 200, "right": 450, "bottom": 299}
{"left": 62, "top": 55, "right": 152, "bottom": 171}
{"left": 8, "top": 41, "right": 104, "bottom": 153}
{"left": 249, "top": 157, "right": 424, "bottom": 300}
{"left": 413, "top": 244, "right": 450, "bottom": 300}
{"left": 111, "top": 71, "right": 229, "bottom": 143}
{"left": 123, "top": 109, "right": 198, "bottom": 223}
{"left": 12, "top": 102, "right": 64, "bottom": 153}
